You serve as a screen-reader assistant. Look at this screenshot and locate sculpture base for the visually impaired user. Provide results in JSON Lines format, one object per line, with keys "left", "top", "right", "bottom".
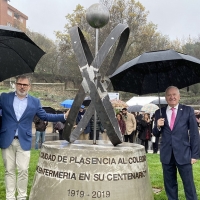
{"left": 29, "top": 140, "right": 153, "bottom": 200}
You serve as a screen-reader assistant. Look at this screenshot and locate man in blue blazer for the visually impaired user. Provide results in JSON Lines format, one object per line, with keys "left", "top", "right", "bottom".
{"left": 0, "top": 75, "right": 69, "bottom": 200}
{"left": 153, "top": 86, "right": 199, "bottom": 200}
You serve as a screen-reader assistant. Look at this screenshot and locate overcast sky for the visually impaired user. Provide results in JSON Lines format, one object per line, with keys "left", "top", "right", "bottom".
{"left": 9, "top": 0, "right": 200, "bottom": 41}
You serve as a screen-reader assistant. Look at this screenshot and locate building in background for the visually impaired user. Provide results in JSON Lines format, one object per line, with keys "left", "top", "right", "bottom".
{"left": 0, "top": 0, "right": 28, "bottom": 31}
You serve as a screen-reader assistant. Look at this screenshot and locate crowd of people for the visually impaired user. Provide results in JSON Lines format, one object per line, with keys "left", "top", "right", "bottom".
{"left": 116, "top": 108, "right": 159, "bottom": 153}
{"left": 56, "top": 103, "right": 158, "bottom": 155}
{"left": 33, "top": 101, "right": 161, "bottom": 153}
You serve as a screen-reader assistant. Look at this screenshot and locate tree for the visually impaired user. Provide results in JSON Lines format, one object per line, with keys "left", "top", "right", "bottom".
{"left": 182, "top": 37, "right": 200, "bottom": 59}
{"left": 55, "top": 4, "right": 89, "bottom": 78}
{"left": 56, "top": 0, "right": 172, "bottom": 80}
{"left": 26, "top": 29, "right": 60, "bottom": 75}
{"left": 189, "top": 83, "right": 200, "bottom": 96}
{"left": 181, "top": 36, "right": 200, "bottom": 94}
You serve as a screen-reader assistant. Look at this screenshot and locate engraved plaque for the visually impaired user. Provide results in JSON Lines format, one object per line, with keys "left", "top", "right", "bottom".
{"left": 29, "top": 140, "right": 153, "bottom": 200}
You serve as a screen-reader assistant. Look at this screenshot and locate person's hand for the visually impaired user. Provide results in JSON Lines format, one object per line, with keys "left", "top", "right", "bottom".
{"left": 65, "top": 109, "right": 70, "bottom": 119}
{"left": 191, "top": 158, "right": 197, "bottom": 164}
{"left": 196, "top": 118, "right": 200, "bottom": 123}
{"left": 157, "top": 118, "right": 165, "bottom": 128}
{"left": 73, "top": 125, "right": 77, "bottom": 128}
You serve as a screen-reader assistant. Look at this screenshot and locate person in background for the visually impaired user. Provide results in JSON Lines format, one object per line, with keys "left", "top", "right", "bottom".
{"left": 131, "top": 112, "right": 136, "bottom": 117}
{"left": 116, "top": 113, "right": 126, "bottom": 136}
{"left": 33, "top": 115, "right": 48, "bottom": 149}
{"left": 135, "top": 111, "right": 144, "bottom": 122}
{"left": 75, "top": 105, "right": 90, "bottom": 140}
{"left": 138, "top": 113, "right": 152, "bottom": 153}
{"left": 135, "top": 111, "right": 144, "bottom": 143}
{"left": 153, "top": 86, "right": 199, "bottom": 200}
{"left": 89, "top": 114, "right": 104, "bottom": 140}
{"left": 194, "top": 110, "right": 200, "bottom": 127}
{"left": 150, "top": 114, "right": 159, "bottom": 153}
{"left": 122, "top": 108, "right": 136, "bottom": 143}
{"left": 54, "top": 121, "right": 64, "bottom": 140}
{"left": 0, "top": 74, "right": 69, "bottom": 200}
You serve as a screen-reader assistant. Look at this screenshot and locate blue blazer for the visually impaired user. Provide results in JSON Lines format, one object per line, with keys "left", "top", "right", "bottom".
{"left": 153, "top": 104, "right": 199, "bottom": 165}
{"left": 0, "top": 92, "right": 65, "bottom": 150}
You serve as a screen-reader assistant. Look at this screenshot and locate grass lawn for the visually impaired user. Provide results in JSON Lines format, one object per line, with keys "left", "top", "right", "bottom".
{"left": 0, "top": 150, "right": 199, "bottom": 199}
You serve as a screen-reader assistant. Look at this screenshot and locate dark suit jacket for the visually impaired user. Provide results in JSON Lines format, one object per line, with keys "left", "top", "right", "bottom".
{"left": 153, "top": 104, "right": 199, "bottom": 165}
{"left": 0, "top": 92, "right": 65, "bottom": 150}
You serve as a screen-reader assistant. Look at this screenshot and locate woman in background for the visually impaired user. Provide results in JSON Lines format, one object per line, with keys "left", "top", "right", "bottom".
{"left": 116, "top": 113, "right": 126, "bottom": 136}
{"left": 138, "top": 113, "right": 152, "bottom": 153}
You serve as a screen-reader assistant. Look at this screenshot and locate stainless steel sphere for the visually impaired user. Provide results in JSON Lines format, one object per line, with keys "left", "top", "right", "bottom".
{"left": 86, "top": 3, "right": 110, "bottom": 28}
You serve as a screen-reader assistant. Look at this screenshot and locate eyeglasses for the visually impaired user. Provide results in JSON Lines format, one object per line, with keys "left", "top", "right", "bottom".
{"left": 16, "top": 83, "right": 30, "bottom": 88}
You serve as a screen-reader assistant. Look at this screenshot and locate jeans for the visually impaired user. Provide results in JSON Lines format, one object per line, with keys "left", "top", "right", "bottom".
{"left": 35, "top": 131, "right": 45, "bottom": 149}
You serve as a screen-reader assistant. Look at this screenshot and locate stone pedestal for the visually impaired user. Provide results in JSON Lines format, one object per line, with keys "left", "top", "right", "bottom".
{"left": 29, "top": 140, "right": 153, "bottom": 200}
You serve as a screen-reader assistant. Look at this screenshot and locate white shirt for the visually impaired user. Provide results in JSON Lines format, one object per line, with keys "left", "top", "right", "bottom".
{"left": 166, "top": 104, "right": 178, "bottom": 126}
{"left": 13, "top": 93, "right": 28, "bottom": 136}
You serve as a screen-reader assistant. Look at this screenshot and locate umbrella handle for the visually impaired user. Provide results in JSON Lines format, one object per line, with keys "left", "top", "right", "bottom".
{"left": 157, "top": 71, "right": 162, "bottom": 118}
{"left": 158, "top": 93, "right": 162, "bottom": 117}
{"left": 159, "top": 108, "right": 162, "bottom": 117}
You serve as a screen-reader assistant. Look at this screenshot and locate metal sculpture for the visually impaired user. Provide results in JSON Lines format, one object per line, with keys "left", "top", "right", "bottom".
{"left": 86, "top": 3, "right": 110, "bottom": 28}
{"left": 62, "top": 23, "right": 129, "bottom": 146}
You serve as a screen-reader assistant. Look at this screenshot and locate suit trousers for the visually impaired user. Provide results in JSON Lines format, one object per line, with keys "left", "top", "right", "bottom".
{"left": 140, "top": 139, "right": 149, "bottom": 153}
{"left": 152, "top": 136, "right": 159, "bottom": 153}
{"left": 124, "top": 131, "right": 136, "bottom": 143}
{"left": 162, "top": 152, "right": 197, "bottom": 200}
{"left": 1, "top": 139, "right": 30, "bottom": 200}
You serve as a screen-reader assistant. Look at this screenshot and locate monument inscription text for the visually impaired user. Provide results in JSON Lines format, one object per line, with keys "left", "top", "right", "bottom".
{"left": 40, "top": 152, "right": 146, "bottom": 164}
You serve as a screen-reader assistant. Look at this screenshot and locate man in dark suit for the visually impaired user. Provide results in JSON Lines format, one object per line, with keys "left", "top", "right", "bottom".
{"left": 153, "top": 86, "right": 199, "bottom": 200}
{"left": 0, "top": 75, "right": 69, "bottom": 200}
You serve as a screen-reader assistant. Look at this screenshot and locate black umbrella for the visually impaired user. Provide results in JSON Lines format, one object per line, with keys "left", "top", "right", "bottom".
{"left": 127, "top": 105, "right": 142, "bottom": 112}
{"left": 109, "top": 49, "right": 200, "bottom": 95}
{"left": 109, "top": 49, "right": 200, "bottom": 115}
{"left": 56, "top": 110, "right": 64, "bottom": 114}
{"left": 0, "top": 25, "right": 45, "bottom": 81}
{"left": 42, "top": 107, "right": 56, "bottom": 114}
